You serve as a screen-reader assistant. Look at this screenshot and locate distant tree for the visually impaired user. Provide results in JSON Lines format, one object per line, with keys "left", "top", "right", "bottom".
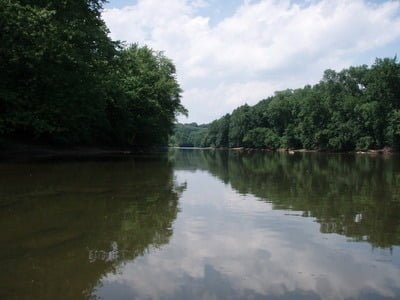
{"left": 171, "top": 123, "right": 208, "bottom": 147}
{"left": 229, "top": 104, "right": 253, "bottom": 147}
{"left": 199, "top": 57, "right": 400, "bottom": 152}
{"left": 243, "top": 128, "right": 280, "bottom": 149}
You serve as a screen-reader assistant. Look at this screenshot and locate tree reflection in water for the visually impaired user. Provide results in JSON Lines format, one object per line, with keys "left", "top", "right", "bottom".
{"left": 0, "top": 156, "right": 184, "bottom": 299}
{"left": 171, "top": 149, "right": 400, "bottom": 248}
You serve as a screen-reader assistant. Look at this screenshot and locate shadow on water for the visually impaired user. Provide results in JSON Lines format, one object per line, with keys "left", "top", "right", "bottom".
{"left": 170, "top": 149, "right": 400, "bottom": 248}
{"left": 0, "top": 155, "right": 184, "bottom": 299}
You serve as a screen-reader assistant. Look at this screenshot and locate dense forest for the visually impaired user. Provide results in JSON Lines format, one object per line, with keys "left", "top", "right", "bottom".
{"left": 0, "top": 0, "right": 186, "bottom": 147}
{"left": 170, "top": 123, "right": 208, "bottom": 147}
{"left": 172, "top": 58, "right": 400, "bottom": 152}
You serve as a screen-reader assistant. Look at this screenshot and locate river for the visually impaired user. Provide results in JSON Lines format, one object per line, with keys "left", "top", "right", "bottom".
{"left": 1, "top": 149, "right": 400, "bottom": 299}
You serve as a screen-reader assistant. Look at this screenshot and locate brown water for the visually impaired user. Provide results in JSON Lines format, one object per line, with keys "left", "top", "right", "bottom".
{"left": 1, "top": 150, "right": 400, "bottom": 299}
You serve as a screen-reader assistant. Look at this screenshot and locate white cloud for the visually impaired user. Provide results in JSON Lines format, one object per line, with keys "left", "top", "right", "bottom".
{"left": 102, "top": 0, "right": 400, "bottom": 124}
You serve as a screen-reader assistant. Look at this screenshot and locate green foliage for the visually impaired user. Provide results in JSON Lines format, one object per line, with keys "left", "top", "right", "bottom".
{"left": 202, "top": 114, "right": 230, "bottom": 147}
{"left": 228, "top": 104, "right": 253, "bottom": 147}
{"left": 171, "top": 123, "right": 208, "bottom": 147}
{"left": 388, "top": 110, "right": 400, "bottom": 151}
{"left": 114, "top": 45, "right": 186, "bottom": 146}
{"left": 0, "top": 0, "right": 185, "bottom": 146}
{"left": 243, "top": 128, "right": 280, "bottom": 149}
{"left": 198, "top": 58, "right": 400, "bottom": 151}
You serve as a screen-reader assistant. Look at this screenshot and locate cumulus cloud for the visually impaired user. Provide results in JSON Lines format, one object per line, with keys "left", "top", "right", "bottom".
{"left": 102, "top": 0, "right": 400, "bottom": 123}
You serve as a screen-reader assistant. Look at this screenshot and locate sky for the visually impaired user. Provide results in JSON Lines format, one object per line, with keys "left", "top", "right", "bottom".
{"left": 102, "top": 0, "right": 400, "bottom": 124}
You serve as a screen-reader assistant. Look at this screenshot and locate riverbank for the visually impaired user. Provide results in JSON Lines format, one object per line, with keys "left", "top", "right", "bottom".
{"left": 2, "top": 143, "right": 396, "bottom": 162}
{"left": 172, "top": 146, "right": 397, "bottom": 155}
{"left": 0, "top": 142, "right": 168, "bottom": 162}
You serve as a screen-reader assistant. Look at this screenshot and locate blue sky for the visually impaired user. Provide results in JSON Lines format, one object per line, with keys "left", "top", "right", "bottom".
{"left": 103, "top": 0, "right": 400, "bottom": 124}
{"left": 106, "top": 0, "right": 243, "bottom": 25}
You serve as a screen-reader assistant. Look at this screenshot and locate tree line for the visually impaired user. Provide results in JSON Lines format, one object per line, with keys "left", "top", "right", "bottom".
{"left": 172, "top": 58, "right": 400, "bottom": 151}
{"left": 170, "top": 123, "right": 208, "bottom": 147}
{"left": 0, "top": 0, "right": 186, "bottom": 147}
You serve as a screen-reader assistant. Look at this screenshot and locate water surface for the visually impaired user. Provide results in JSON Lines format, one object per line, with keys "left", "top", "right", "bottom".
{"left": 1, "top": 150, "right": 400, "bottom": 299}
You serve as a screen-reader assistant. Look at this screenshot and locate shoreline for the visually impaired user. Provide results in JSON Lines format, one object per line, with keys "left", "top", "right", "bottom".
{"left": 1, "top": 143, "right": 397, "bottom": 161}
{"left": 0, "top": 143, "right": 168, "bottom": 162}
{"left": 172, "top": 146, "right": 397, "bottom": 155}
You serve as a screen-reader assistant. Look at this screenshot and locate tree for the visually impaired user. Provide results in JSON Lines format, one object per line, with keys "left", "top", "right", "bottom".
{"left": 115, "top": 45, "right": 186, "bottom": 146}
{"left": 0, "top": 1, "right": 186, "bottom": 147}
{"left": 243, "top": 128, "right": 280, "bottom": 149}
{"left": 198, "top": 57, "right": 400, "bottom": 152}
{"left": 229, "top": 104, "right": 253, "bottom": 147}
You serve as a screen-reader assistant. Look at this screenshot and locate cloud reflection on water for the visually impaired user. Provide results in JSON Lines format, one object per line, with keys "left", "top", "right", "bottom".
{"left": 95, "top": 170, "right": 400, "bottom": 300}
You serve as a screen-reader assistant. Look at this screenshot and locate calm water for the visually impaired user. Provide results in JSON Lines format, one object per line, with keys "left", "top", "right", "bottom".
{"left": 1, "top": 150, "right": 400, "bottom": 300}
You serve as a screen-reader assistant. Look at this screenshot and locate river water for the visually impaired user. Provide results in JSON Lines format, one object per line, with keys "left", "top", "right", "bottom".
{"left": 1, "top": 149, "right": 400, "bottom": 299}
